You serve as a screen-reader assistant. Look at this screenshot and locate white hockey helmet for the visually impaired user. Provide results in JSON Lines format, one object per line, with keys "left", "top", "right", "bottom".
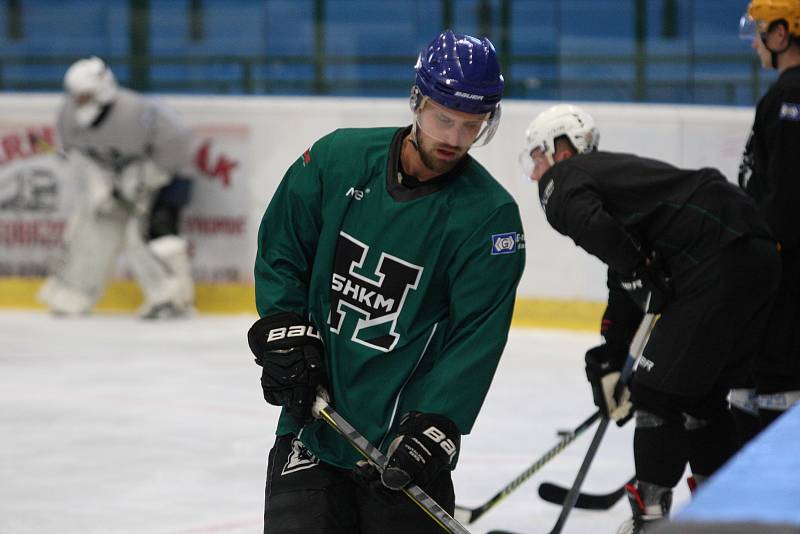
{"left": 519, "top": 104, "right": 599, "bottom": 177}
{"left": 63, "top": 56, "right": 118, "bottom": 127}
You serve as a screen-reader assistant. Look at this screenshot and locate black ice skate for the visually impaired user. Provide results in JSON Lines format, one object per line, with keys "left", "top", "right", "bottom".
{"left": 615, "top": 481, "right": 672, "bottom": 534}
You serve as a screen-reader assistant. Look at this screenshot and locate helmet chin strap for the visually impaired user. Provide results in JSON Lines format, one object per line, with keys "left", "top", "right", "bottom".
{"left": 409, "top": 120, "right": 420, "bottom": 151}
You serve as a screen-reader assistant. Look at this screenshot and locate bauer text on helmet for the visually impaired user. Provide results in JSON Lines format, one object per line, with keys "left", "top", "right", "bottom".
{"left": 411, "top": 29, "right": 504, "bottom": 147}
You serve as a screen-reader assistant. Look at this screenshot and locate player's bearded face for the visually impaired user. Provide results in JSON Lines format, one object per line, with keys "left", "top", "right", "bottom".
{"left": 414, "top": 100, "right": 486, "bottom": 173}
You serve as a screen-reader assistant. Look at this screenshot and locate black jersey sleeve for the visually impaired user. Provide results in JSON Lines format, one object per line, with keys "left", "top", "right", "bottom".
{"left": 539, "top": 167, "right": 643, "bottom": 275}
{"left": 761, "top": 96, "right": 800, "bottom": 249}
{"left": 602, "top": 268, "right": 646, "bottom": 348}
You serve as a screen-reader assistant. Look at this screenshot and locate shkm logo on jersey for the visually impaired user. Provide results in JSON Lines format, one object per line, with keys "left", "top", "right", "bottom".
{"left": 491, "top": 232, "right": 525, "bottom": 255}
{"left": 329, "top": 232, "right": 423, "bottom": 352}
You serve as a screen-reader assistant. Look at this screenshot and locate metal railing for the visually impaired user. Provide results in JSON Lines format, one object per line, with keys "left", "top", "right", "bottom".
{"left": 0, "top": 52, "right": 768, "bottom": 106}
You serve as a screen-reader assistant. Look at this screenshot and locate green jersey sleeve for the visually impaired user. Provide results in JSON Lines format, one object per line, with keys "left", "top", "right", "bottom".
{"left": 254, "top": 135, "right": 330, "bottom": 317}
{"left": 400, "top": 201, "right": 526, "bottom": 433}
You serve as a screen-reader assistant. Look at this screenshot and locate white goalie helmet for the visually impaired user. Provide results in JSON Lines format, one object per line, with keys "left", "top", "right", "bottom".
{"left": 519, "top": 104, "right": 599, "bottom": 178}
{"left": 63, "top": 56, "right": 118, "bottom": 127}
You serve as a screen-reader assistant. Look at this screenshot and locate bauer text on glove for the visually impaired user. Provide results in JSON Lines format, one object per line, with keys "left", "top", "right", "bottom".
{"left": 381, "top": 412, "right": 460, "bottom": 491}
{"left": 247, "top": 312, "right": 327, "bottom": 425}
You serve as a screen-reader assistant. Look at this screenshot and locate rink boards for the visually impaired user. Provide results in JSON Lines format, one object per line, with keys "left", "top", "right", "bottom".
{"left": 0, "top": 276, "right": 605, "bottom": 330}
{"left": 654, "top": 403, "right": 800, "bottom": 534}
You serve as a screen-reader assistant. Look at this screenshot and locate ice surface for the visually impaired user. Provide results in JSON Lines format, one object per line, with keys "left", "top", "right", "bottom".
{"left": 0, "top": 311, "right": 690, "bottom": 534}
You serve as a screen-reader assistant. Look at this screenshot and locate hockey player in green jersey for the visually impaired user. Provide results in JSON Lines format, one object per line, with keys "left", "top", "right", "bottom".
{"left": 247, "top": 30, "right": 525, "bottom": 533}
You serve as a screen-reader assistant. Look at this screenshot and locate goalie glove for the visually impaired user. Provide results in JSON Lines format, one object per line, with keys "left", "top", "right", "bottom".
{"left": 115, "top": 160, "right": 171, "bottom": 212}
{"left": 585, "top": 343, "right": 633, "bottom": 425}
{"left": 247, "top": 312, "right": 327, "bottom": 426}
{"left": 381, "top": 412, "right": 460, "bottom": 491}
{"left": 619, "top": 251, "right": 673, "bottom": 313}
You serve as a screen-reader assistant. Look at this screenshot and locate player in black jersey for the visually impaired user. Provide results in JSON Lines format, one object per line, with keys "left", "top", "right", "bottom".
{"left": 738, "top": 0, "right": 800, "bottom": 428}
{"left": 521, "top": 104, "right": 780, "bottom": 534}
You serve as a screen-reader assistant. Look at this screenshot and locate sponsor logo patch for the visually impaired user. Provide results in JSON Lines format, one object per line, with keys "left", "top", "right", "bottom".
{"left": 779, "top": 102, "right": 800, "bottom": 121}
{"left": 491, "top": 232, "right": 521, "bottom": 255}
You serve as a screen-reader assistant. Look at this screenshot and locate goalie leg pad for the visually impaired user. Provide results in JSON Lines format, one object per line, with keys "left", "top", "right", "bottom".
{"left": 125, "top": 219, "right": 192, "bottom": 318}
{"left": 38, "top": 201, "right": 127, "bottom": 315}
{"left": 37, "top": 278, "right": 95, "bottom": 316}
{"left": 149, "top": 235, "right": 194, "bottom": 307}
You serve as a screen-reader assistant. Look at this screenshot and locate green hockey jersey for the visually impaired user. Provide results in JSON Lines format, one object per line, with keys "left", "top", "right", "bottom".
{"left": 255, "top": 126, "right": 525, "bottom": 469}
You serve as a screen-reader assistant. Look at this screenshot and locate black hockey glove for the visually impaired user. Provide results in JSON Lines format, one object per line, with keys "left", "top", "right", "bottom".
{"left": 585, "top": 343, "right": 633, "bottom": 425}
{"left": 247, "top": 312, "right": 327, "bottom": 426}
{"left": 381, "top": 412, "right": 460, "bottom": 491}
{"left": 619, "top": 251, "right": 673, "bottom": 313}
{"left": 351, "top": 460, "right": 403, "bottom": 505}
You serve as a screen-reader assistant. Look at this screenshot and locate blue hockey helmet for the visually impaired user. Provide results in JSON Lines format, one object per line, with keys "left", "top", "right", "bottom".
{"left": 413, "top": 29, "right": 504, "bottom": 116}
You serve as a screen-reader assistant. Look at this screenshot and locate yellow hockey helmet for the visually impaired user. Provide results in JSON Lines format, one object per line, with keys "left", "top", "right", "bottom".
{"left": 743, "top": 0, "right": 800, "bottom": 37}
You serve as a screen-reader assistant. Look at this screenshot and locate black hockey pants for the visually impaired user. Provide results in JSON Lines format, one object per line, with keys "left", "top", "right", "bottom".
{"left": 264, "top": 434, "right": 455, "bottom": 534}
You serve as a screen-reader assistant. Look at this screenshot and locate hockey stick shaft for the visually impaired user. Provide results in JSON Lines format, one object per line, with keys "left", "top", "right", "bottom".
{"left": 312, "top": 397, "right": 471, "bottom": 534}
{"left": 454, "top": 410, "right": 601, "bottom": 524}
{"left": 536, "top": 313, "right": 656, "bottom": 516}
{"left": 538, "top": 475, "right": 635, "bottom": 510}
{"left": 548, "top": 416, "right": 610, "bottom": 533}
{"left": 487, "top": 316, "right": 657, "bottom": 534}
{"left": 454, "top": 314, "right": 656, "bottom": 525}
{"left": 545, "top": 313, "right": 656, "bottom": 534}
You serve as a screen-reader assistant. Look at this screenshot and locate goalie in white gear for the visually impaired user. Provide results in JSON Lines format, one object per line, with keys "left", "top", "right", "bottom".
{"left": 39, "top": 56, "right": 195, "bottom": 319}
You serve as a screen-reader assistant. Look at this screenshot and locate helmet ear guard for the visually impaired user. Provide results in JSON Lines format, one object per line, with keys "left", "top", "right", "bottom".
{"left": 409, "top": 85, "right": 424, "bottom": 113}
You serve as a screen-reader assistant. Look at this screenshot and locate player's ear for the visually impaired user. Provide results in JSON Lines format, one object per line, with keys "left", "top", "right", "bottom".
{"left": 553, "top": 137, "right": 577, "bottom": 163}
{"left": 553, "top": 146, "right": 575, "bottom": 163}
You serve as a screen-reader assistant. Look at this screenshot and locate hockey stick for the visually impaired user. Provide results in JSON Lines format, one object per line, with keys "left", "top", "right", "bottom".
{"left": 455, "top": 313, "right": 655, "bottom": 525}
{"left": 453, "top": 410, "right": 601, "bottom": 524}
{"left": 544, "top": 313, "right": 656, "bottom": 534}
{"left": 312, "top": 397, "right": 471, "bottom": 534}
{"left": 535, "top": 313, "right": 656, "bottom": 515}
{"left": 547, "top": 416, "right": 611, "bottom": 533}
{"left": 537, "top": 475, "right": 635, "bottom": 510}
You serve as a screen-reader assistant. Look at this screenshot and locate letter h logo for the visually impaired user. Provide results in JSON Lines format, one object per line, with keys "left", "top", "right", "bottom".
{"left": 329, "top": 232, "right": 423, "bottom": 351}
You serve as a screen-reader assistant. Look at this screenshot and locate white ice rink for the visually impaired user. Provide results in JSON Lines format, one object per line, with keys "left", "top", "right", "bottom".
{"left": 0, "top": 311, "right": 692, "bottom": 534}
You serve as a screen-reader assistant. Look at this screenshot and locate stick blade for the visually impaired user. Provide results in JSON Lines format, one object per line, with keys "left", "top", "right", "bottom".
{"left": 537, "top": 479, "right": 630, "bottom": 510}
